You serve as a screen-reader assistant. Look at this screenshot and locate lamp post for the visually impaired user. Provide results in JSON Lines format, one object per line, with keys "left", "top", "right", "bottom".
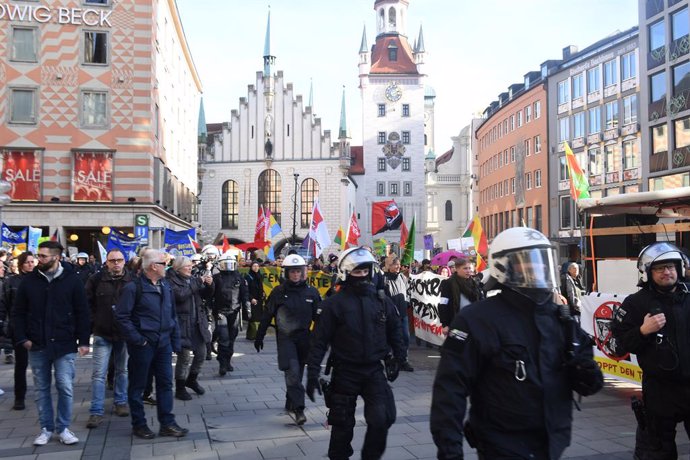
{"left": 291, "top": 173, "right": 299, "bottom": 247}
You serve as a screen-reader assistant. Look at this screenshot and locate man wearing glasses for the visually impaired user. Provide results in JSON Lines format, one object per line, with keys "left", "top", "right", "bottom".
{"left": 84, "top": 249, "right": 134, "bottom": 429}
{"left": 12, "top": 241, "right": 90, "bottom": 446}
{"left": 115, "top": 249, "right": 187, "bottom": 439}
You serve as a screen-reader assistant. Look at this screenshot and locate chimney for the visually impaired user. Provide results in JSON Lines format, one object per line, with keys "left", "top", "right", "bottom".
{"left": 562, "top": 45, "right": 579, "bottom": 60}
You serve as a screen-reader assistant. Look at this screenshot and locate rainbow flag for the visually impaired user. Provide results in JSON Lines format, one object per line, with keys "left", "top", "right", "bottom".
{"left": 564, "top": 141, "right": 590, "bottom": 200}
{"left": 462, "top": 214, "right": 488, "bottom": 272}
{"left": 333, "top": 226, "right": 345, "bottom": 250}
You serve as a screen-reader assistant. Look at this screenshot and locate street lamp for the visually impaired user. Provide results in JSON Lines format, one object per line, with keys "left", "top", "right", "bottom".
{"left": 291, "top": 173, "right": 299, "bottom": 247}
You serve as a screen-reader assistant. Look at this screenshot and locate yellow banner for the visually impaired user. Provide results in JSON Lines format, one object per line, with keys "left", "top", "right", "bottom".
{"left": 240, "top": 267, "right": 334, "bottom": 299}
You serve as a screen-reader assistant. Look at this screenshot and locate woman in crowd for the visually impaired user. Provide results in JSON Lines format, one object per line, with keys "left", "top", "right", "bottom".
{"left": 244, "top": 260, "right": 265, "bottom": 340}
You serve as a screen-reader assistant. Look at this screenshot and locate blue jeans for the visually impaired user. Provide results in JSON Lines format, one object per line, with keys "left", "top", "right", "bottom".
{"left": 90, "top": 336, "right": 128, "bottom": 415}
{"left": 127, "top": 340, "right": 175, "bottom": 428}
{"left": 29, "top": 350, "right": 76, "bottom": 433}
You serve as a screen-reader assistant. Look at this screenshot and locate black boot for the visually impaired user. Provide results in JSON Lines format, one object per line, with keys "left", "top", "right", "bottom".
{"left": 294, "top": 408, "right": 307, "bottom": 425}
{"left": 175, "top": 380, "right": 192, "bottom": 401}
{"left": 219, "top": 360, "right": 228, "bottom": 376}
{"left": 185, "top": 373, "right": 205, "bottom": 395}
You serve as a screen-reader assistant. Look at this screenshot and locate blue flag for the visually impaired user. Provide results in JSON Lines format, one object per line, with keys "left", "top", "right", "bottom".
{"left": 163, "top": 228, "right": 196, "bottom": 257}
{"left": 1, "top": 224, "right": 27, "bottom": 250}
{"left": 27, "top": 226, "right": 42, "bottom": 253}
{"left": 106, "top": 229, "right": 141, "bottom": 261}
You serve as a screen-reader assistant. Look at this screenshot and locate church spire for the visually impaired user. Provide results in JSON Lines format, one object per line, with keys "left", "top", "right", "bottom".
{"left": 359, "top": 24, "right": 368, "bottom": 54}
{"left": 263, "top": 9, "right": 275, "bottom": 77}
{"left": 309, "top": 78, "right": 313, "bottom": 108}
{"left": 339, "top": 86, "right": 347, "bottom": 139}
{"left": 416, "top": 24, "right": 426, "bottom": 53}
{"left": 197, "top": 97, "right": 207, "bottom": 144}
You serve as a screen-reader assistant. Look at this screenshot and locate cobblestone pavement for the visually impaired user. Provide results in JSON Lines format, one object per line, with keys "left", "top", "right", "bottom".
{"left": 0, "top": 336, "right": 687, "bottom": 459}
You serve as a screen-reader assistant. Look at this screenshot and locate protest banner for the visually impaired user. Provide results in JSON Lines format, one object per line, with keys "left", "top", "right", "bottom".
{"left": 163, "top": 228, "right": 196, "bottom": 257}
{"left": 409, "top": 271, "right": 446, "bottom": 346}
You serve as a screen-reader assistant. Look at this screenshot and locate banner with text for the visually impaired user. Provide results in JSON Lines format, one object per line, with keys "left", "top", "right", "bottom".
{"left": 2, "top": 150, "right": 41, "bottom": 201}
{"left": 163, "top": 228, "right": 196, "bottom": 257}
{"left": 72, "top": 151, "right": 113, "bottom": 201}
{"left": 409, "top": 271, "right": 446, "bottom": 346}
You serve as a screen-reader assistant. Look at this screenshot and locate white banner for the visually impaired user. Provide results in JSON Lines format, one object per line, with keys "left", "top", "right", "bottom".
{"left": 410, "top": 271, "right": 446, "bottom": 346}
{"left": 581, "top": 293, "right": 641, "bottom": 384}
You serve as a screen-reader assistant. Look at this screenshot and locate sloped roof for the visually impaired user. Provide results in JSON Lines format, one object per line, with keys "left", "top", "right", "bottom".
{"left": 370, "top": 35, "right": 418, "bottom": 74}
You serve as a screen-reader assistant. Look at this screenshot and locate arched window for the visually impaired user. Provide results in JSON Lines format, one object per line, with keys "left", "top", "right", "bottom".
{"left": 378, "top": 9, "right": 384, "bottom": 30}
{"left": 300, "top": 178, "right": 319, "bottom": 228}
{"left": 445, "top": 200, "right": 453, "bottom": 221}
{"left": 221, "top": 180, "right": 239, "bottom": 229}
{"left": 258, "top": 169, "right": 282, "bottom": 225}
{"left": 388, "top": 7, "right": 396, "bottom": 28}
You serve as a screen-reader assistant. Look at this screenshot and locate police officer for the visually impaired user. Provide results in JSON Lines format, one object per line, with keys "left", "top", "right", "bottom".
{"left": 306, "top": 247, "right": 404, "bottom": 460}
{"left": 612, "top": 242, "right": 690, "bottom": 459}
{"left": 212, "top": 253, "right": 249, "bottom": 376}
{"left": 254, "top": 254, "right": 321, "bottom": 425}
{"left": 430, "top": 227, "right": 603, "bottom": 460}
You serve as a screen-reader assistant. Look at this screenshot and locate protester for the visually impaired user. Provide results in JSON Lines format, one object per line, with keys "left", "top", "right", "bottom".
{"left": 244, "top": 260, "right": 265, "bottom": 340}
{"left": 438, "top": 257, "right": 483, "bottom": 333}
{"left": 561, "top": 262, "right": 585, "bottom": 322}
{"left": 12, "top": 241, "right": 90, "bottom": 446}
{"left": 167, "top": 256, "right": 213, "bottom": 400}
{"left": 74, "top": 252, "right": 94, "bottom": 285}
{"left": 0, "top": 261, "right": 11, "bottom": 366}
{"left": 115, "top": 249, "right": 187, "bottom": 439}
{"left": 383, "top": 254, "right": 413, "bottom": 372}
{"left": 84, "top": 249, "right": 134, "bottom": 428}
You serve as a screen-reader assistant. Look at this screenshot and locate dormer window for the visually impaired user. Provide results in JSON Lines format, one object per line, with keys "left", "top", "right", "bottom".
{"left": 388, "top": 44, "right": 398, "bottom": 62}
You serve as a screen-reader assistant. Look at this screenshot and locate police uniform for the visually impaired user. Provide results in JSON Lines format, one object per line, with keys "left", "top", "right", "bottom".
{"left": 212, "top": 268, "right": 248, "bottom": 374}
{"left": 307, "top": 281, "right": 403, "bottom": 460}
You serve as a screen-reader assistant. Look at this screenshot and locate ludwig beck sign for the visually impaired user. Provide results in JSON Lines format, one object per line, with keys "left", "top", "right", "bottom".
{"left": 0, "top": 3, "right": 112, "bottom": 27}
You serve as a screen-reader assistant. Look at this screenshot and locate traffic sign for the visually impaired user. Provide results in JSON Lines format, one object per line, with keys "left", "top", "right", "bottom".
{"left": 135, "top": 214, "right": 149, "bottom": 227}
{"left": 134, "top": 225, "right": 149, "bottom": 244}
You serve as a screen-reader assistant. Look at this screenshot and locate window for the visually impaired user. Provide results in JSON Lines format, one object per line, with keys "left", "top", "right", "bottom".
{"left": 673, "top": 61, "right": 690, "bottom": 96}
{"left": 623, "top": 95, "right": 638, "bottom": 124}
{"left": 558, "top": 80, "right": 570, "bottom": 104}
{"left": 526, "top": 172, "right": 532, "bottom": 190}
{"left": 377, "top": 158, "right": 386, "bottom": 171}
{"left": 510, "top": 115, "right": 515, "bottom": 130}
{"left": 81, "top": 91, "right": 108, "bottom": 127}
{"left": 534, "top": 100, "right": 541, "bottom": 118}
{"left": 535, "top": 169, "right": 542, "bottom": 187}
{"left": 605, "top": 144, "right": 619, "bottom": 173}
{"left": 510, "top": 146, "right": 516, "bottom": 162}
{"left": 650, "top": 20, "right": 666, "bottom": 51}
{"left": 572, "top": 73, "right": 584, "bottom": 99}
{"left": 559, "top": 155, "right": 569, "bottom": 181}
{"left": 10, "top": 88, "right": 37, "bottom": 124}
{"left": 589, "top": 147, "right": 602, "bottom": 175}
{"left": 604, "top": 59, "right": 618, "bottom": 87}
{"left": 504, "top": 149, "right": 509, "bottom": 163}
{"left": 300, "top": 178, "right": 319, "bottom": 228}
{"left": 390, "top": 182, "right": 399, "bottom": 195}
{"left": 560, "top": 196, "right": 572, "bottom": 229}
{"left": 524, "top": 138, "right": 531, "bottom": 156}
{"left": 525, "top": 105, "right": 532, "bottom": 122}
{"left": 388, "top": 45, "right": 398, "bottom": 61}
{"left": 535, "top": 205, "right": 542, "bottom": 232}
{"left": 402, "top": 104, "right": 410, "bottom": 117}
{"left": 676, "top": 116, "right": 690, "bottom": 149}
{"left": 589, "top": 106, "right": 601, "bottom": 134}
{"left": 86, "top": 0, "right": 109, "bottom": 3}
{"left": 651, "top": 71, "right": 667, "bottom": 103}
{"left": 517, "top": 110, "right": 523, "bottom": 127}
{"left": 378, "top": 104, "right": 386, "bottom": 117}
{"left": 672, "top": 7, "right": 688, "bottom": 41}
{"left": 403, "top": 181, "right": 412, "bottom": 196}
{"left": 445, "top": 200, "right": 453, "bottom": 221}
{"left": 402, "top": 131, "right": 410, "bottom": 144}
{"left": 377, "top": 132, "right": 386, "bottom": 144}
{"left": 653, "top": 124, "right": 668, "bottom": 153}
{"left": 526, "top": 207, "right": 534, "bottom": 229}
{"left": 605, "top": 101, "right": 619, "bottom": 129}
{"left": 622, "top": 51, "right": 637, "bottom": 81}
{"left": 221, "top": 180, "right": 239, "bottom": 229}
{"left": 154, "top": 104, "right": 159, "bottom": 138}
{"left": 498, "top": 151, "right": 503, "bottom": 167}
{"left": 511, "top": 177, "right": 516, "bottom": 194}
{"left": 84, "top": 31, "right": 108, "bottom": 64}
{"left": 402, "top": 157, "right": 410, "bottom": 171}
{"left": 588, "top": 66, "right": 601, "bottom": 93}
{"left": 377, "top": 182, "right": 385, "bottom": 196}
{"left": 258, "top": 169, "right": 282, "bottom": 225}
{"left": 623, "top": 139, "right": 639, "bottom": 169}
{"left": 534, "top": 135, "right": 541, "bottom": 153}
{"left": 573, "top": 112, "right": 585, "bottom": 138}
{"left": 11, "top": 27, "right": 37, "bottom": 62}
{"left": 559, "top": 117, "right": 570, "bottom": 142}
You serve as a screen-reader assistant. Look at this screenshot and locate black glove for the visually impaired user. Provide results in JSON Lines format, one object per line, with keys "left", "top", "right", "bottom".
{"left": 385, "top": 355, "right": 400, "bottom": 382}
{"left": 567, "top": 356, "right": 604, "bottom": 396}
{"left": 254, "top": 339, "right": 263, "bottom": 353}
{"left": 306, "top": 377, "right": 322, "bottom": 402}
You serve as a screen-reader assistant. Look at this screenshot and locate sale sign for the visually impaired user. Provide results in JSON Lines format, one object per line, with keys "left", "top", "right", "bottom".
{"left": 72, "top": 151, "right": 112, "bottom": 201}
{"left": 1, "top": 150, "right": 41, "bottom": 200}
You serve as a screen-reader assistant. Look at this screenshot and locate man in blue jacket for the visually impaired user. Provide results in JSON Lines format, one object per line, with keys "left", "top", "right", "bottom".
{"left": 12, "top": 241, "right": 91, "bottom": 447}
{"left": 115, "top": 249, "right": 187, "bottom": 439}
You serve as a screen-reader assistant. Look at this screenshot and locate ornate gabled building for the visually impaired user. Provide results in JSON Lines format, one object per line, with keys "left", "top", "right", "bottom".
{"left": 197, "top": 12, "right": 354, "bottom": 251}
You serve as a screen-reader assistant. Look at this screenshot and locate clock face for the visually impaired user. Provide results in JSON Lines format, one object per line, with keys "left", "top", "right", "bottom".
{"left": 385, "top": 83, "right": 402, "bottom": 102}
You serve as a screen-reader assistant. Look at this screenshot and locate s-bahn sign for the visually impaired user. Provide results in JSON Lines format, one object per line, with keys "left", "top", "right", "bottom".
{"left": 0, "top": 4, "right": 113, "bottom": 27}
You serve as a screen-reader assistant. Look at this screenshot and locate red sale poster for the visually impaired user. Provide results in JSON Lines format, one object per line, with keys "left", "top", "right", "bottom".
{"left": 72, "top": 151, "right": 113, "bottom": 202}
{"left": 1, "top": 150, "right": 41, "bottom": 201}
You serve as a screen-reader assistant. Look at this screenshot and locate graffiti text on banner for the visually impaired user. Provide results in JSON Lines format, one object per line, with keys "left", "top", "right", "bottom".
{"left": 409, "top": 271, "right": 446, "bottom": 346}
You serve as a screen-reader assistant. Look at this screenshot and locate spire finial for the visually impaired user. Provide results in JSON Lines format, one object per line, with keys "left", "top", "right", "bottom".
{"left": 416, "top": 24, "right": 425, "bottom": 53}
{"left": 263, "top": 8, "right": 275, "bottom": 76}
{"left": 309, "top": 78, "right": 313, "bottom": 108}
{"left": 359, "top": 24, "right": 368, "bottom": 54}
{"left": 339, "top": 86, "right": 347, "bottom": 139}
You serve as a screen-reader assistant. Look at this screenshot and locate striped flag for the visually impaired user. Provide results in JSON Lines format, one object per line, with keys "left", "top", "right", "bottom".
{"left": 334, "top": 226, "right": 346, "bottom": 250}
{"left": 564, "top": 141, "right": 590, "bottom": 200}
{"left": 462, "top": 214, "right": 489, "bottom": 272}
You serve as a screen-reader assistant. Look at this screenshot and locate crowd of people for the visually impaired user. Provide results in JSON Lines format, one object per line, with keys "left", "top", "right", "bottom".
{"left": 0, "top": 229, "right": 687, "bottom": 459}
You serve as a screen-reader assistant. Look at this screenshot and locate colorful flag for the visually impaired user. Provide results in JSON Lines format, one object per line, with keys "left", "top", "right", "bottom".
{"left": 462, "top": 215, "right": 489, "bottom": 272}
{"left": 265, "top": 208, "right": 282, "bottom": 239}
{"left": 564, "top": 141, "right": 590, "bottom": 200}
{"left": 346, "top": 212, "right": 361, "bottom": 246}
{"left": 334, "top": 226, "right": 345, "bottom": 250}
{"left": 264, "top": 243, "right": 275, "bottom": 262}
{"left": 163, "top": 228, "right": 196, "bottom": 257}
{"left": 254, "top": 206, "right": 267, "bottom": 242}
{"left": 107, "top": 229, "right": 141, "bottom": 261}
{"left": 373, "top": 238, "right": 388, "bottom": 257}
{"left": 371, "top": 200, "right": 403, "bottom": 235}
{"left": 222, "top": 235, "right": 230, "bottom": 254}
{"left": 50, "top": 229, "right": 59, "bottom": 243}
{"left": 423, "top": 234, "right": 434, "bottom": 250}
{"left": 308, "top": 198, "right": 331, "bottom": 258}
{"left": 401, "top": 216, "right": 415, "bottom": 266}
{"left": 399, "top": 220, "right": 409, "bottom": 248}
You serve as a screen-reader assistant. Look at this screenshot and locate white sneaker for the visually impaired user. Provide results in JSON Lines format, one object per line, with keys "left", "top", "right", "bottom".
{"left": 58, "top": 428, "right": 79, "bottom": 445}
{"left": 33, "top": 428, "right": 52, "bottom": 446}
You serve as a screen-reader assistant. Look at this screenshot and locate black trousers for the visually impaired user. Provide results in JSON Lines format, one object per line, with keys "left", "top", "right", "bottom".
{"left": 13, "top": 344, "right": 28, "bottom": 401}
{"left": 327, "top": 363, "right": 396, "bottom": 460}
{"left": 277, "top": 334, "right": 309, "bottom": 411}
{"left": 216, "top": 310, "right": 239, "bottom": 364}
{"left": 635, "top": 414, "right": 690, "bottom": 460}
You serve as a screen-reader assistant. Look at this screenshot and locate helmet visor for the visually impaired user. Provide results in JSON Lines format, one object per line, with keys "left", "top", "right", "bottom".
{"left": 503, "top": 248, "right": 559, "bottom": 290}
{"left": 218, "top": 259, "right": 236, "bottom": 271}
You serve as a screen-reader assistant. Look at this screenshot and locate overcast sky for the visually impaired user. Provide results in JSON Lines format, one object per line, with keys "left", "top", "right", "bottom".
{"left": 177, "top": 0, "right": 638, "bottom": 151}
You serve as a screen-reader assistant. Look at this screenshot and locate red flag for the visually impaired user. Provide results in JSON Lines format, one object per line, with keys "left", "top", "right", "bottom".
{"left": 222, "top": 235, "right": 230, "bottom": 253}
{"left": 254, "top": 206, "right": 266, "bottom": 242}
{"left": 399, "top": 220, "right": 409, "bottom": 248}
{"left": 371, "top": 200, "right": 403, "bottom": 235}
{"left": 346, "top": 212, "right": 361, "bottom": 247}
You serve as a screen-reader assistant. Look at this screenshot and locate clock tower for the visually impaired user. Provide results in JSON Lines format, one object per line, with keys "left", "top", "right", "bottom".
{"left": 357, "top": 0, "right": 428, "bottom": 250}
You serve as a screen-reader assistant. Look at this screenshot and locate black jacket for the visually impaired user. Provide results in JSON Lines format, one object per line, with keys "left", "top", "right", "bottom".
{"left": 12, "top": 262, "right": 91, "bottom": 358}
{"left": 85, "top": 268, "right": 134, "bottom": 341}
{"left": 167, "top": 270, "right": 213, "bottom": 348}
{"left": 257, "top": 281, "right": 321, "bottom": 340}
{"left": 244, "top": 270, "right": 265, "bottom": 321}
{"left": 212, "top": 270, "right": 249, "bottom": 315}
{"left": 438, "top": 275, "right": 483, "bottom": 327}
{"left": 307, "top": 283, "right": 403, "bottom": 379}
{"left": 430, "top": 289, "right": 594, "bottom": 460}
{"left": 74, "top": 263, "right": 95, "bottom": 286}
{"left": 0, "top": 273, "right": 23, "bottom": 338}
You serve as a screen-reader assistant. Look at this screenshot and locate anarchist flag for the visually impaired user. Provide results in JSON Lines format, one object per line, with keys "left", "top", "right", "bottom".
{"left": 371, "top": 200, "right": 403, "bottom": 235}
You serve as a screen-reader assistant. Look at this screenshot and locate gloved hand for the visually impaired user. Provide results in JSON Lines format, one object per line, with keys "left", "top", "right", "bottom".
{"left": 385, "top": 355, "right": 400, "bottom": 382}
{"left": 567, "top": 356, "right": 604, "bottom": 396}
{"left": 306, "top": 377, "right": 322, "bottom": 402}
{"left": 254, "top": 339, "right": 263, "bottom": 353}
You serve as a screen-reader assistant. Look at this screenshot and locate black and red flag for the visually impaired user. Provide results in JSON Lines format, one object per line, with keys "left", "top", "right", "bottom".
{"left": 371, "top": 200, "right": 403, "bottom": 235}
